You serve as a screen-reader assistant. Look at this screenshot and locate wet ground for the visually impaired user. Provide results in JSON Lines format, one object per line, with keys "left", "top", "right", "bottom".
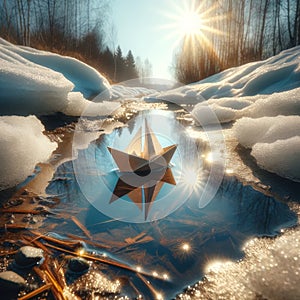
{"left": 0, "top": 101, "right": 299, "bottom": 299}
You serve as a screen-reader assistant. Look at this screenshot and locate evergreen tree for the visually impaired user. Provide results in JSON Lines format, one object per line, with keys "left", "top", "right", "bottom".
{"left": 100, "top": 46, "right": 115, "bottom": 80}
{"left": 125, "top": 50, "right": 138, "bottom": 79}
{"left": 114, "top": 45, "right": 125, "bottom": 82}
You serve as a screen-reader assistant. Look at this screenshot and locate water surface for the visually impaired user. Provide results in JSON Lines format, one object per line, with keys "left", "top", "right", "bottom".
{"left": 46, "top": 109, "right": 297, "bottom": 298}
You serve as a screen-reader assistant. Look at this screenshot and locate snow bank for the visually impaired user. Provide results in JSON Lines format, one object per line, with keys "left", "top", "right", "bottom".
{"left": 192, "top": 103, "right": 236, "bottom": 125}
{"left": 0, "top": 38, "right": 110, "bottom": 99}
{"left": 234, "top": 116, "right": 300, "bottom": 148}
{"left": 194, "top": 45, "right": 300, "bottom": 100}
{"left": 193, "top": 87, "right": 300, "bottom": 125}
{"left": 0, "top": 59, "right": 71, "bottom": 115}
{"left": 149, "top": 86, "right": 205, "bottom": 104}
{"left": 109, "top": 84, "right": 156, "bottom": 100}
{"left": 182, "top": 228, "right": 300, "bottom": 300}
{"left": 233, "top": 116, "right": 300, "bottom": 182}
{"left": 149, "top": 46, "right": 300, "bottom": 125}
{"left": 159, "top": 46, "right": 300, "bottom": 182}
{"left": 63, "top": 92, "right": 120, "bottom": 117}
{"left": 244, "top": 88, "right": 300, "bottom": 118}
{"left": 0, "top": 38, "right": 116, "bottom": 117}
{"left": 0, "top": 39, "right": 157, "bottom": 117}
{"left": 252, "top": 137, "right": 300, "bottom": 182}
{"left": 148, "top": 46, "right": 300, "bottom": 182}
{"left": 0, "top": 116, "right": 57, "bottom": 190}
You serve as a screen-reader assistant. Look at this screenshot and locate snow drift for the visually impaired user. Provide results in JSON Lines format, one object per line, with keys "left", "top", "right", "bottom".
{"left": 233, "top": 116, "right": 300, "bottom": 182}
{"left": 160, "top": 46, "right": 300, "bottom": 107}
{"left": 154, "top": 46, "right": 300, "bottom": 182}
{"left": 0, "top": 116, "right": 57, "bottom": 190}
{"left": 192, "top": 87, "right": 300, "bottom": 125}
{"left": 190, "top": 46, "right": 300, "bottom": 125}
{"left": 0, "top": 38, "right": 119, "bottom": 116}
{"left": 0, "top": 38, "right": 110, "bottom": 99}
{"left": 108, "top": 84, "right": 156, "bottom": 100}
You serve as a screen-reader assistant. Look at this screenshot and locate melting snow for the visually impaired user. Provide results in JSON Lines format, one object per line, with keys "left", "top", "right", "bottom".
{"left": 0, "top": 38, "right": 110, "bottom": 99}
{"left": 152, "top": 46, "right": 300, "bottom": 182}
{"left": 0, "top": 38, "right": 120, "bottom": 117}
{"left": 179, "top": 228, "right": 300, "bottom": 300}
{"left": 0, "top": 115, "right": 57, "bottom": 190}
{"left": 0, "top": 39, "right": 299, "bottom": 299}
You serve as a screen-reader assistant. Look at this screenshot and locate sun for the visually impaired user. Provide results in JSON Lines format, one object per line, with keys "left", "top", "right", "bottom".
{"left": 160, "top": 0, "right": 225, "bottom": 50}
{"left": 180, "top": 11, "right": 203, "bottom": 36}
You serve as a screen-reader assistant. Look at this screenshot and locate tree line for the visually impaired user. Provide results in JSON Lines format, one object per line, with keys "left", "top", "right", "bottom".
{"left": 0, "top": 0, "right": 150, "bottom": 83}
{"left": 175, "top": 0, "right": 300, "bottom": 84}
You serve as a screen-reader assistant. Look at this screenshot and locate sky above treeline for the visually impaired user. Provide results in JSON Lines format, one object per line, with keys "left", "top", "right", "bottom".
{"left": 111, "top": 0, "right": 184, "bottom": 80}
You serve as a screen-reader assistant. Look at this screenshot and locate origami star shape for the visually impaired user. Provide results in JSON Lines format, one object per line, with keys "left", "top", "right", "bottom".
{"left": 107, "top": 120, "right": 177, "bottom": 220}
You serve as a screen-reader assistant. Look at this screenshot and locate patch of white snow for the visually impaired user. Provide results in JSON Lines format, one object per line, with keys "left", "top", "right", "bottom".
{"left": 0, "top": 115, "right": 57, "bottom": 190}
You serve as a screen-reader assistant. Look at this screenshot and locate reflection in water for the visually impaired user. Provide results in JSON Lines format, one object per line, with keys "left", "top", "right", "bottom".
{"left": 46, "top": 110, "right": 297, "bottom": 298}
{"left": 181, "top": 243, "right": 191, "bottom": 252}
{"left": 72, "top": 110, "right": 202, "bottom": 222}
{"left": 107, "top": 119, "right": 178, "bottom": 220}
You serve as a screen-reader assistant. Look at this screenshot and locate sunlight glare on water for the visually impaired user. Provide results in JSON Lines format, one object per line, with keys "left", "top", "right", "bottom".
{"left": 49, "top": 108, "right": 300, "bottom": 299}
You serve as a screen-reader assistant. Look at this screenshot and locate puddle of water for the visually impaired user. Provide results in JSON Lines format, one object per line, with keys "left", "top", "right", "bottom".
{"left": 72, "top": 110, "right": 203, "bottom": 222}
{"left": 46, "top": 109, "right": 297, "bottom": 298}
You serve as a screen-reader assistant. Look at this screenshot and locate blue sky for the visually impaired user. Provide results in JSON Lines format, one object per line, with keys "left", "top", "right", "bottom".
{"left": 110, "top": 0, "right": 183, "bottom": 79}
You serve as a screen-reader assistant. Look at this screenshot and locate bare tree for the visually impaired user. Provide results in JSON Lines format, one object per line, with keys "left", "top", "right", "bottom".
{"left": 174, "top": 0, "right": 300, "bottom": 84}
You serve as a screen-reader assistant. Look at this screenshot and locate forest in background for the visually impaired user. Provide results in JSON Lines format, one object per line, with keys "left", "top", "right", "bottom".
{"left": 0, "top": 0, "right": 154, "bottom": 83}
{"left": 174, "top": 0, "right": 300, "bottom": 83}
{"left": 0, "top": 0, "right": 299, "bottom": 84}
